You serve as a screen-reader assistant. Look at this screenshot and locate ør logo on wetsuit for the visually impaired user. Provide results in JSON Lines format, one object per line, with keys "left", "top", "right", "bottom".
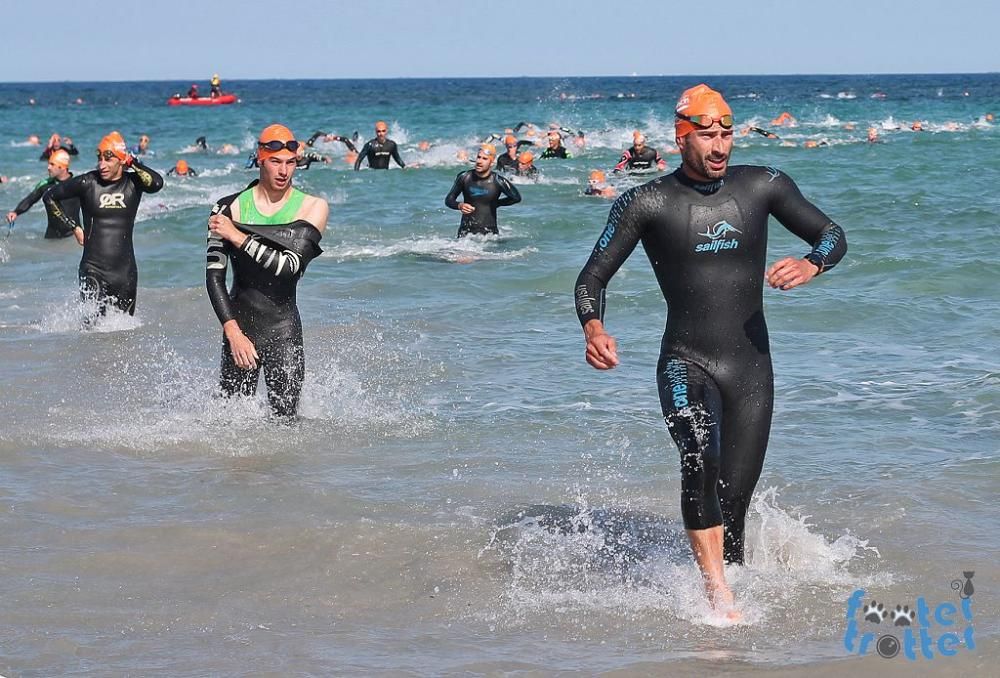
{"left": 695, "top": 220, "right": 742, "bottom": 253}
{"left": 98, "top": 193, "right": 127, "bottom": 209}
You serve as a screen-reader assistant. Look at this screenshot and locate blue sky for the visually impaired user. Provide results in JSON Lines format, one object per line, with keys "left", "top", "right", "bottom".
{"left": 2, "top": 0, "right": 997, "bottom": 82}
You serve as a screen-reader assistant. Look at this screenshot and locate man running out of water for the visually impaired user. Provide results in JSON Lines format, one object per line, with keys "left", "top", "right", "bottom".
{"left": 7, "top": 150, "right": 81, "bottom": 239}
{"left": 206, "top": 124, "right": 329, "bottom": 418}
{"left": 574, "top": 84, "right": 847, "bottom": 618}
{"left": 44, "top": 132, "right": 163, "bottom": 317}
{"left": 444, "top": 143, "right": 521, "bottom": 237}
{"left": 353, "top": 121, "right": 406, "bottom": 170}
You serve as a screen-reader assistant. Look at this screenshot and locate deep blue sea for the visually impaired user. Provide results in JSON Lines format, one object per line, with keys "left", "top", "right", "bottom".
{"left": 0, "top": 74, "right": 997, "bottom": 675}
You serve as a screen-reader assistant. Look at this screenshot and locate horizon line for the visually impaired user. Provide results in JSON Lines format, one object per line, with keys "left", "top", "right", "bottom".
{"left": 1, "top": 70, "right": 998, "bottom": 85}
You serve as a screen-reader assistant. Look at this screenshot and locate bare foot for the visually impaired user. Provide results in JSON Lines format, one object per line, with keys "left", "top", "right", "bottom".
{"left": 706, "top": 581, "right": 743, "bottom": 622}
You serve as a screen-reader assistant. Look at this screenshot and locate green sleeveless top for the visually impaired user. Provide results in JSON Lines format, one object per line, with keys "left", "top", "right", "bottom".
{"left": 238, "top": 187, "right": 305, "bottom": 225}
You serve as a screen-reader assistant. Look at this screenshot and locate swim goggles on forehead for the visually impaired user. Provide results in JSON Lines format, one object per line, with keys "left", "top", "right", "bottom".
{"left": 96, "top": 150, "right": 120, "bottom": 160}
{"left": 675, "top": 111, "right": 734, "bottom": 129}
{"left": 258, "top": 139, "right": 300, "bottom": 152}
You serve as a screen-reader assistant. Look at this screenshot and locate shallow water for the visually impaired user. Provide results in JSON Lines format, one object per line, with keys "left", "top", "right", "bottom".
{"left": 0, "top": 74, "right": 997, "bottom": 675}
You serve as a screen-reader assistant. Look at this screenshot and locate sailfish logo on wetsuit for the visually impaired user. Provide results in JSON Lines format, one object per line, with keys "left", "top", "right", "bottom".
{"left": 695, "top": 220, "right": 742, "bottom": 253}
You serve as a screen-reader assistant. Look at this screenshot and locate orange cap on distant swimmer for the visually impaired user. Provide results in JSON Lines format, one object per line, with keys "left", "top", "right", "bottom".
{"left": 504, "top": 135, "right": 517, "bottom": 146}
{"left": 176, "top": 159, "right": 189, "bottom": 174}
{"left": 675, "top": 84, "right": 732, "bottom": 138}
{"left": 589, "top": 169, "right": 605, "bottom": 182}
{"left": 257, "top": 123, "right": 297, "bottom": 161}
{"left": 632, "top": 130, "right": 645, "bottom": 143}
{"left": 518, "top": 151, "right": 534, "bottom": 164}
{"left": 479, "top": 143, "right": 497, "bottom": 159}
{"left": 98, "top": 131, "right": 128, "bottom": 161}
{"left": 49, "top": 149, "right": 71, "bottom": 168}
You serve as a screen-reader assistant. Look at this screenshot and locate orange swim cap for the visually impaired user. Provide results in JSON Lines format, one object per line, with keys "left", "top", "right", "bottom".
{"left": 98, "top": 131, "right": 128, "bottom": 161}
{"left": 418, "top": 140, "right": 431, "bottom": 151}
{"left": 375, "top": 120, "right": 388, "bottom": 131}
{"left": 675, "top": 84, "right": 732, "bottom": 138}
{"left": 503, "top": 135, "right": 517, "bottom": 146}
{"left": 632, "top": 130, "right": 645, "bottom": 143}
{"left": 479, "top": 143, "right": 497, "bottom": 159}
{"left": 518, "top": 151, "right": 534, "bottom": 164}
{"left": 257, "top": 123, "right": 297, "bottom": 162}
{"left": 176, "top": 159, "right": 189, "bottom": 174}
{"left": 803, "top": 140, "right": 818, "bottom": 148}
{"left": 49, "top": 149, "right": 71, "bottom": 168}
{"left": 589, "top": 169, "right": 606, "bottom": 182}
{"left": 911, "top": 121, "right": 923, "bottom": 131}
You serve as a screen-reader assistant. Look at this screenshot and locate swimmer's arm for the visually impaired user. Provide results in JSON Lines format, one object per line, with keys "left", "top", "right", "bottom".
{"left": 495, "top": 174, "right": 521, "bottom": 206}
{"left": 574, "top": 187, "right": 649, "bottom": 328}
{"left": 765, "top": 170, "right": 847, "bottom": 285}
{"left": 613, "top": 151, "right": 631, "bottom": 172}
{"left": 42, "top": 173, "right": 88, "bottom": 237}
{"left": 390, "top": 142, "right": 405, "bottom": 169}
{"left": 327, "top": 135, "right": 358, "bottom": 153}
{"left": 300, "top": 197, "right": 329, "bottom": 233}
{"left": 444, "top": 173, "right": 466, "bottom": 210}
{"left": 206, "top": 199, "right": 237, "bottom": 324}
{"left": 129, "top": 158, "right": 164, "bottom": 193}
{"left": 354, "top": 142, "right": 370, "bottom": 170}
{"left": 515, "top": 140, "right": 534, "bottom": 151}
{"left": 12, "top": 178, "right": 53, "bottom": 215}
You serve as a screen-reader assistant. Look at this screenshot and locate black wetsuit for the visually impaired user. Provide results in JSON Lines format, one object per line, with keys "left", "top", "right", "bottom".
{"left": 354, "top": 138, "right": 405, "bottom": 170}
{"left": 11, "top": 174, "right": 82, "bottom": 238}
{"left": 444, "top": 170, "right": 521, "bottom": 236}
{"left": 306, "top": 131, "right": 358, "bottom": 153}
{"left": 539, "top": 145, "right": 571, "bottom": 159}
{"left": 496, "top": 153, "right": 518, "bottom": 173}
{"left": 296, "top": 152, "right": 327, "bottom": 170}
{"left": 574, "top": 166, "right": 846, "bottom": 564}
{"left": 43, "top": 160, "right": 163, "bottom": 315}
{"left": 614, "top": 145, "right": 664, "bottom": 172}
{"left": 206, "top": 183, "right": 323, "bottom": 418}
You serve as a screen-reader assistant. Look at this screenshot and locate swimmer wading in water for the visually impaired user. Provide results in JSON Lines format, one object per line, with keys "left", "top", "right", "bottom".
{"left": 44, "top": 132, "right": 163, "bottom": 317}
{"left": 574, "top": 84, "right": 847, "bottom": 618}
{"left": 206, "top": 124, "right": 329, "bottom": 418}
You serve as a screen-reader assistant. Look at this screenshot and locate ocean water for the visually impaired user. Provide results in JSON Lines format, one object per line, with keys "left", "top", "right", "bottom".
{"left": 0, "top": 74, "right": 997, "bottom": 676}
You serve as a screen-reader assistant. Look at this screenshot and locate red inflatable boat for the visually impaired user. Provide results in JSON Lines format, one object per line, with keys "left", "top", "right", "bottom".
{"left": 167, "top": 93, "right": 238, "bottom": 106}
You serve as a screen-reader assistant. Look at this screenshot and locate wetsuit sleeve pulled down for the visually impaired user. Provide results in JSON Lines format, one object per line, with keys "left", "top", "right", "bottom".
{"left": 206, "top": 196, "right": 238, "bottom": 324}
{"left": 764, "top": 168, "right": 847, "bottom": 273}
{"left": 494, "top": 174, "right": 521, "bottom": 206}
{"left": 13, "top": 178, "right": 54, "bottom": 215}
{"left": 444, "top": 172, "right": 467, "bottom": 209}
{"left": 129, "top": 159, "right": 164, "bottom": 193}
{"left": 42, "top": 173, "right": 89, "bottom": 232}
{"left": 574, "top": 186, "right": 652, "bottom": 326}
{"left": 239, "top": 229, "right": 306, "bottom": 279}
